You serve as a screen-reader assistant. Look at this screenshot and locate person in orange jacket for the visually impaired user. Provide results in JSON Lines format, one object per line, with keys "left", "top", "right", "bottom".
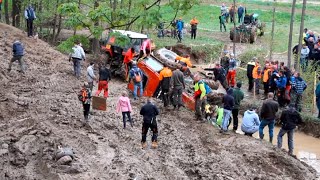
{"left": 190, "top": 16, "right": 199, "bottom": 39}
{"left": 262, "top": 64, "right": 271, "bottom": 100}
{"left": 175, "top": 55, "right": 193, "bottom": 77}
{"left": 123, "top": 47, "right": 137, "bottom": 81}
{"left": 252, "top": 59, "right": 262, "bottom": 95}
{"left": 159, "top": 64, "right": 173, "bottom": 108}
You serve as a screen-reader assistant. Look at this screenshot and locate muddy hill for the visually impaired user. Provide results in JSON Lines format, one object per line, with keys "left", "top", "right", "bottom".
{"left": 0, "top": 23, "right": 317, "bottom": 180}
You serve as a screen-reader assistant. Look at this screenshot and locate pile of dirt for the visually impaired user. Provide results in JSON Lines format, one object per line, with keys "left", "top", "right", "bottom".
{"left": 168, "top": 44, "right": 207, "bottom": 63}
{"left": 0, "top": 23, "right": 317, "bottom": 179}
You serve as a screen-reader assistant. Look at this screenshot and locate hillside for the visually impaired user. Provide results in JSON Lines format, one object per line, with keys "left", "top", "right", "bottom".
{"left": 0, "top": 23, "right": 317, "bottom": 179}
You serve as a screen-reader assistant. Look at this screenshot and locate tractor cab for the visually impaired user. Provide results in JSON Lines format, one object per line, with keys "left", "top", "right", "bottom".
{"left": 100, "top": 30, "right": 148, "bottom": 78}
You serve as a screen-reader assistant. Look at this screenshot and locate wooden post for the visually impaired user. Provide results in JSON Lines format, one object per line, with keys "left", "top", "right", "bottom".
{"left": 313, "top": 71, "right": 317, "bottom": 113}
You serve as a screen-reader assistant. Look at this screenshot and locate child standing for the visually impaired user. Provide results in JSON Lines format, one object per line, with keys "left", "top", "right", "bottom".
{"left": 116, "top": 91, "right": 133, "bottom": 129}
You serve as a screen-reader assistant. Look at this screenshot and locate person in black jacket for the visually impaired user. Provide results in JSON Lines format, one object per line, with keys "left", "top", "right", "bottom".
{"left": 203, "top": 63, "right": 229, "bottom": 90}
{"left": 221, "top": 88, "right": 235, "bottom": 133}
{"left": 277, "top": 104, "right": 303, "bottom": 155}
{"left": 95, "top": 65, "right": 111, "bottom": 98}
{"left": 140, "top": 98, "right": 160, "bottom": 149}
{"left": 247, "top": 59, "right": 255, "bottom": 92}
{"left": 259, "top": 92, "right": 279, "bottom": 143}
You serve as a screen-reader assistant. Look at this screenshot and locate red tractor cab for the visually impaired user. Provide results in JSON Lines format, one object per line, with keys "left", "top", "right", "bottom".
{"left": 100, "top": 30, "right": 148, "bottom": 78}
{"left": 127, "top": 55, "right": 195, "bottom": 111}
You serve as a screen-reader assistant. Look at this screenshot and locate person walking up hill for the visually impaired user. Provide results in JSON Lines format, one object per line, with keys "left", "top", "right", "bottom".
{"left": 8, "top": 40, "right": 25, "bottom": 73}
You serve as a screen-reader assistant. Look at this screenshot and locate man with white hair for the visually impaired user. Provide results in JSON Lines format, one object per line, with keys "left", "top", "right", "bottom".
{"left": 8, "top": 39, "right": 25, "bottom": 73}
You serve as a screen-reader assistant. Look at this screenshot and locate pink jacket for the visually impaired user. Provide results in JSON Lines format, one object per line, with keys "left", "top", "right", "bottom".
{"left": 116, "top": 96, "right": 132, "bottom": 113}
{"left": 140, "top": 39, "right": 151, "bottom": 52}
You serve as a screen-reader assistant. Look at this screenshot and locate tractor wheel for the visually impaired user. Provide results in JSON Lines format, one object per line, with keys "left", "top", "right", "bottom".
{"left": 230, "top": 27, "right": 235, "bottom": 41}
{"left": 250, "top": 28, "right": 257, "bottom": 44}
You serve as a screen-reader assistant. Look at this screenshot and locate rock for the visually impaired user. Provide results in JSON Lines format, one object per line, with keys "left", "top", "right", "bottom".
{"left": 57, "top": 155, "right": 72, "bottom": 165}
{"left": 28, "top": 130, "right": 38, "bottom": 135}
{"left": 10, "top": 153, "right": 28, "bottom": 167}
{"left": 2, "top": 143, "right": 9, "bottom": 149}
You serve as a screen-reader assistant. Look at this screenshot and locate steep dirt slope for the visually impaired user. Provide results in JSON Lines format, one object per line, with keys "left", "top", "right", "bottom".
{"left": 0, "top": 23, "right": 317, "bottom": 180}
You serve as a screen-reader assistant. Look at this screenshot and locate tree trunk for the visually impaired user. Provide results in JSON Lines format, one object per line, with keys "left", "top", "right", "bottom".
{"left": 287, "top": 0, "right": 297, "bottom": 69}
{"left": 4, "top": 0, "right": 9, "bottom": 24}
{"left": 269, "top": 0, "right": 276, "bottom": 61}
{"left": 296, "top": 0, "right": 307, "bottom": 71}
{"left": 92, "top": 1, "right": 100, "bottom": 55}
{"left": 12, "top": 0, "right": 21, "bottom": 27}
{"left": 232, "top": 0, "right": 236, "bottom": 56}
{"left": 51, "top": 0, "right": 60, "bottom": 44}
{"left": 39, "top": 0, "right": 43, "bottom": 37}
{"left": 126, "top": 0, "right": 132, "bottom": 30}
{"left": 55, "top": 14, "right": 63, "bottom": 41}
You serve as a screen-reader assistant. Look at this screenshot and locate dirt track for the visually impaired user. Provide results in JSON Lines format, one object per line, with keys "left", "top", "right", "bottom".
{"left": 0, "top": 23, "right": 317, "bottom": 179}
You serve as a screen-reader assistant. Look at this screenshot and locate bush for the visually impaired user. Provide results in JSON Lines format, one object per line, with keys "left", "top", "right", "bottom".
{"left": 238, "top": 48, "right": 268, "bottom": 66}
{"left": 57, "top": 35, "right": 90, "bottom": 54}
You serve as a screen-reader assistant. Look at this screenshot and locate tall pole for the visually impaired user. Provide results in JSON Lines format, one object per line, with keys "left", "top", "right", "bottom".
{"left": 269, "top": 0, "right": 276, "bottom": 61}
{"left": 233, "top": 0, "right": 236, "bottom": 56}
{"left": 296, "top": 0, "right": 307, "bottom": 71}
{"left": 287, "top": 0, "right": 297, "bottom": 69}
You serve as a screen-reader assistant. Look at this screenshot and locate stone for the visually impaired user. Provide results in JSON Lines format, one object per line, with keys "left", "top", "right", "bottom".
{"left": 57, "top": 155, "right": 72, "bottom": 165}
{"left": 2, "top": 143, "right": 9, "bottom": 149}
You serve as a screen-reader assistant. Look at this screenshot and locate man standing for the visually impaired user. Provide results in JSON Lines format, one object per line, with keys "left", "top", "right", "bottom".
{"left": 232, "top": 82, "right": 244, "bottom": 131}
{"left": 262, "top": 64, "right": 271, "bottom": 100}
{"left": 171, "top": 66, "right": 185, "bottom": 110}
{"left": 176, "top": 19, "right": 183, "bottom": 43}
{"left": 316, "top": 76, "right": 320, "bottom": 119}
{"left": 241, "top": 105, "right": 260, "bottom": 136}
{"left": 159, "top": 64, "right": 172, "bottom": 109}
{"left": 70, "top": 40, "right": 85, "bottom": 79}
{"left": 203, "top": 63, "right": 229, "bottom": 90}
{"left": 190, "top": 16, "right": 199, "bottom": 39}
{"left": 275, "top": 70, "right": 287, "bottom": 107}
{"left": 252, "top": 59, "right": 262, "bottom": 95}
{"left": 237, "top": 5, "right": 245, "bottom": 24}
{"left": 87, "top": 62, "right": 96, "bottom": 92}
{"left": 129, "top": 62, "right": 143, "bottom": 100}
{"left": 226, "top": 54, "right": 237, "bottom": 88}
{"left": 221, "top": 88, "right": 235, "bottom": 133}
{"left": 95, "top": 65, "right": 111, "bottom": 98}
{"left": 291, "top": 72, "right": 307, "bottom": 112}
{"left": 194, "top": 75, "right": 207, "bottom": 121}
{"left": 8, "top": 40, "right": 25, "bottom": 73}
{"left": 24, "top": 5, "right": 36, "bottom": 37}
{"left": 247, "top": 59, "right": 255, "bottom": 92}
{"left": 123, "top": 47, "right": 136, "bottom": 80}
{"left": 259, "top": 92, "right": 279, "bottom": 143}
{"left": 78, "top": 82, "right": 92, "bottom": 123}
{"left": 140, "top": 98, "right": 160, "bottom": 149}
{"left": 277, "top": 104, "right": 303, "bottom": 155}
{"left": 219, "top": 14, "right": 226, "bottom": 32}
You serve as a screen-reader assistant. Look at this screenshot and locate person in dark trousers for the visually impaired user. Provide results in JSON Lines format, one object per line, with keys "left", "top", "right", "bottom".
{"left": 69, "top": 40, "right": 86, "bottom": 79}
{"left": 140, "top": 98, "right": 160, "bottom": 149}
{"left": 291, "top": 72, "right": 307, "bottom": 112}
{"left": 95, "top": 65, "right": 111, "bottom": 98}
{"left": 221, "top": 88, "right": 235, "bottom": 133}
{"left": 247, "top": 59, "right": 255, "bottom": 92}
{"left": 237, "top": 5, "right": 245, "bottom": 23}
{"left": 8, "top": 40, "right": 25, "bottom": 73}
{"left": 176, "top": 19, "right": 183, "bottom": 43}
{"left": 219, "top": 14, "right": 226, "bottom": 32}
{"left": 190, "top": 17, "right": 199, "bottom": 39}
{"left": 316, "top": 76, "right": 320, "bottom": 119}
{"left": 78, "top": 82, "right": 92, "bottom": 124}
{"left": 171, "top": 66, "right": 185, "bottom": 110}
{"left": 203, "top": 63, "right": 229, "bottom": 90}
{"left": 24, "top": 5, "right": 36, "bottom": 37}
{"left": 159, "top": 64, "right": 173, "bottom": 109}
{"left": 259, "top": 93, "right": 279, "bottom": 143}
{"left": 277, "top": 104, "right": 303, "bottom": 156}
{"left": 129, "top": 61, "right": 144, "bottom": 100}
{"left": 231, "top": 82, "right": 244, "bottom": 131}
{"left": 275, "top": 70, "right": 287, "bottom": 107}
{"left": 116, "top": 91, "right": 133, "bottom": 129}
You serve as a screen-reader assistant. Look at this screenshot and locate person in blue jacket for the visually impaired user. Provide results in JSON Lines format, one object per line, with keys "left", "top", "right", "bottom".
{"left": 8, "top": 40, "right": 25, "bottom": 73}
{"left": 275, "top": 70, "right": 287, "bottom": 107}
{"left": 176, "top": 18, "right": 183, "bottom": 43}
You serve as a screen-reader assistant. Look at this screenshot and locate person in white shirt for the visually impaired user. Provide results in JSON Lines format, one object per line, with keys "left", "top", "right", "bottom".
{"left": 300, "top": 43, "right": 310, "bottom": 72}
{"left": 87, "top": 62, "right": 96, "bottom": 91}
{"left": 69, "top": 40, "right": 85, "bottom": 78}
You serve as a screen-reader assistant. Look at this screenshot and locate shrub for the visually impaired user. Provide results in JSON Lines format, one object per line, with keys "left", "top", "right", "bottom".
{"left": 57, "top": 35, "right": 90, "bottom": 54}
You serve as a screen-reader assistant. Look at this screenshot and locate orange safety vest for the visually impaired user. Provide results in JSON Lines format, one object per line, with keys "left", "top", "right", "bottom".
{"left": 263, "top": 69, "right": 270, "bottom": 83}
{"left": 159, "top": 67, "right": 173, "bottom": 80}
{"left": 252, "top": 65, "right": 261, "bottom": 79}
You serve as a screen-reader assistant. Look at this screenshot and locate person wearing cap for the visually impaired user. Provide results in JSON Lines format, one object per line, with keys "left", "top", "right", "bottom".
{"left": 231, "top": 81, "right": 244, "bottom": 131}
{"left": 247, "top": 58, "right": 256, "bottom": 92}
{"left": 140, "top": 98, "right": 160, "bottom": 149}
{"left": 226, "top": 53, "right": 237, "bottom": 88}
{"left": 78, "top": 82, "right": 92, "bottom": 123}
{"left": 241, "top": 105, "right": 260, "bottom": 136}
{"left": 277, "top": 104, "right": 303, "bottom": 156}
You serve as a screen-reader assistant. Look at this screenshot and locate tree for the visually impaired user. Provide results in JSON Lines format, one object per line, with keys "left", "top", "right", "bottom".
{"left": 269, "top": 0, "right": 276, "bottom": 61}
{"left": 12, "top": 0, "right": 22, "bottom": 27}
{"left": 287, "top": 0, "right": 297, "bottom": 69}
{"left": 4, "top": 0, "right": 9, "bottom": 24}
{"left": 232, "top": 0, "right": 236, "bottom": 56}
{"left": 296, "top": 0, "right": 307, "bottom": 71}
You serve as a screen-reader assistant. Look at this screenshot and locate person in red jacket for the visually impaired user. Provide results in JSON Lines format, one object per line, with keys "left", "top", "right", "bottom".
{"left": 123, "top": 47, "right": 136, "bottom": 81}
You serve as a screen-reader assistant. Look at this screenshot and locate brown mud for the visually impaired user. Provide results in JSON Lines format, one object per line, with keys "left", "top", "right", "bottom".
{"left": 0, "top": 23, "right": 318, "bottom": 179}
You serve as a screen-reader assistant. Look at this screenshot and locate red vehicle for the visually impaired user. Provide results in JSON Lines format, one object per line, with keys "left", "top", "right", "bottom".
{"left": 127, "top": 55, "right": 195, "bottom": 111}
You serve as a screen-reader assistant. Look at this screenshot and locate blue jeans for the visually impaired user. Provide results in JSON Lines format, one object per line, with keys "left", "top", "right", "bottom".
{"left": 72, "top": 58, "right": 81, "bottom": 78}
{"left": 277, "top": 128, "right": 294, "bottom": 154}
{"left": 133, "top": 82, "right": 143, "bottom": 99}
{"left": 259, "top": 119, "right": 275, "bottom": 142}
{"left": 222, "top": 109, "right": 232, "bottom": 131}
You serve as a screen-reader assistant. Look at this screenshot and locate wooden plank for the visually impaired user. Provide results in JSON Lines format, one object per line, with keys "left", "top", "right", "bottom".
{"left": 92, "top": 96, "right": 107, "bottom": 111}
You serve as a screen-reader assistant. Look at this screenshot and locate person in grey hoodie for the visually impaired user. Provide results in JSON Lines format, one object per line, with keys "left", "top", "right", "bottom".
{"left": 221, "top": 88, "right": 235, "bottom": 133}
{"left": 86, "top": 62, "right": 96, "bottom": 91}
{"left": 171, "top": 66, "right": 185, "bottom": 110}
{"left": 241, "top": 105, "right": 260, "bottom": 136}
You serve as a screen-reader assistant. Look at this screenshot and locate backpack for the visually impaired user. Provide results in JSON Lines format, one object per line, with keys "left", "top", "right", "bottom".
{"left": 133, "top": 70, "right": 142, "bottom": 83}
{"left": 198, "top": 80, "right": 212, "bottom": 95}
{"left": 78, "top": 88, "right": 89, "bottom": 102}
{"left": 27, "top": 8, "right": 35, "bottom": 20}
